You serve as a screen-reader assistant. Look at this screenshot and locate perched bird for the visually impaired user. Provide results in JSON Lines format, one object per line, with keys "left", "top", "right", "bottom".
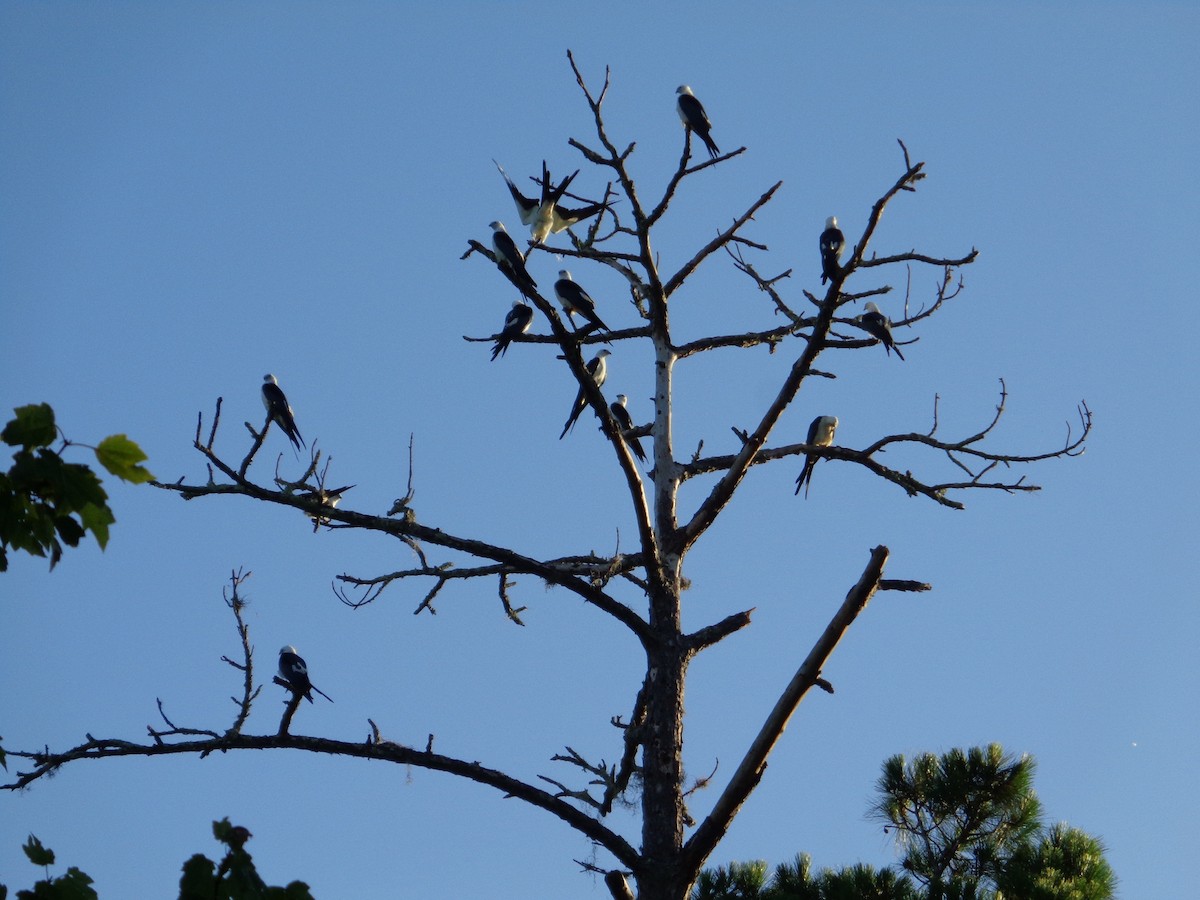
{"left": 610, "top": 394, "right": 647, "bottom": 462}
{"left": 820, "top": 216, "right": 845, "bottom": 285}
{"left": 261, "top": 374, "right": 304, "bottom": 451}
{"left": 554, "top": 269, "right": 611, "bottom": 333}
{"left": 489, "top": 221, "right": 537, "bottom": 295}
{"left": 560, "top": 349, "right": 611, "bottom": 439}
{"left": 298, "top": 483, "right": 354, "bottom": 526}
{"left": 491, "top": 301, "right": 534, "bottom": 360}
{"left": 529, "top": 161, "right": 577, "bottom": 244}
{"left": 278, "top": 645, "right": 333, "bottom": 703}
{"left": 675, "top": 85, "right": 720, "bottom": 159}
{"left": 494, "top": 159, "right": 609, "bottom": 241}
{"left": 859, "top": 302, "right": 905, "bottom": 360}
{"left": 795, "top": 415, "right": 839, "bottom": 497}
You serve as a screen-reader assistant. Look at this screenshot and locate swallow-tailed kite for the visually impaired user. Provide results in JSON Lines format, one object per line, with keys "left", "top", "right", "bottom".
{"left": 494, "top": 160, "right": 608, "bottom": 241}
{"left": 489, "top": 221, "right": 537, "bottom": 295}
{"left": 610, "top": 394, "right": 647, "bottom": 462}
{"left": 676, "top": 85, "right": 720, "bottom": 159}
{"left": 860, "top": 302, "right": 905, "bottom": 360}
{"left": 491, "top": 301, "right": 534, "bottom": 360}
{"left": 560, "top": 349, "right": 611, "bottom": 439}
{"left": 531, "top": 162, "right": 577, "bottom": 244}
{"left": 820, "top": 216, "right": 845, "bottom": 285}
{"left": 299, "top": 484, "right": 354, "bottom": 526}
{"left": 278, "top": 645, "right": 333, "bottom": 703}
{"left": 554, "top": 269, "right": 611, "bottom": 333}
{"left": 262, "top": 374, "right": 304, "bottom": 450}
{"left": 795, "top": 415, "right": 838, "bottom": 497}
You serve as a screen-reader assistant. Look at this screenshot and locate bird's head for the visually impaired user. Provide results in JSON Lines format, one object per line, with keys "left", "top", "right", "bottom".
{"left": 825, "top": 215, "right": 838, "bottom": 229}
{"left": 489, "top": 221, "right": 506, "bottom": 232}
{"left": 616, "top": 394, "right": 628, "bottom": 406}
{"left": 676, "top": 85, "right": 694, "bottom": 97}
{"left": 558, "top": 269, "right": 573, "bottom": 281}
{"left": 264, "top": 374, "right": 278, "bottom": 385}
{"left": 864, "top": 302, "right": 882, "bottom": 315}
{"left": 280, "top": 645, "right": 298, "bottom": 656}
{"left": 597, "top": 349, "right": 612, "bottom": 360}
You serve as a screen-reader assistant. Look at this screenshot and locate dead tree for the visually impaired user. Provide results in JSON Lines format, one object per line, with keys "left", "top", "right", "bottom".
{"left": 3, "top": 53, "right": 1090, "bottom": 900}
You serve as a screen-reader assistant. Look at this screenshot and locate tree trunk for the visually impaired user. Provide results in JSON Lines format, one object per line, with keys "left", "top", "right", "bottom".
{"left": 637, "top": 571, "right": 692, "bottom": 900}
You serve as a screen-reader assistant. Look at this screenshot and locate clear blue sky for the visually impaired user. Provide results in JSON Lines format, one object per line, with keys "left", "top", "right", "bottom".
{"left": 2, "top": 3, "right": 1196, "bottom": 897}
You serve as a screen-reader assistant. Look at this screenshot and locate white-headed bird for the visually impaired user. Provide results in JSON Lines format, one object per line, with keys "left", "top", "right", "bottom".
{"left": 610, "top": 394, "right": 647, "bottom": 462}
{"left": 489, "top": 221, "right": 537, "bottom": 296}
{"left": 860, "top": 302, "right": 905, "bottom": 360}
{"left": 795, "top": 415, "right": 838, "bottom": 497}
{"left": 278, "top": 645, "right": 333, "bottom": 703}
{"left": 554, "top": 269, "right": 611, "bottom": 334}
{"left": 675, "top": 85, "right": 720, "bottom": 159}
{"left": 262, "top": 375, "right": 304, "bottom": 451}
{"left": 560, "top": 349, "right": 611, "bottom": 439}
{"left": 491, "top": 302, "right": 534, "bottom": 360}
{"left": 820, "top": 216, "right": 845, "bottom": 285}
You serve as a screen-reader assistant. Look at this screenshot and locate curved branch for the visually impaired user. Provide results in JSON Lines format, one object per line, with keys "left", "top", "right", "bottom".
{"left": 152, "top": 418, "right": 654, "bottom": 647}
{"left": 662, "top": 182, "right": 782, "bottom": 300}
{"left": 462, "top": 324, "right": 651, "bottom": 350}
{"left": 675, "top": 324, "right": 816, "bottom": 359}
{"left": 678, "top": 385, "right": 1091, "bottom": 510}
{"left": 858, "top": 249, "right": 979, "bottom": 270}
{"left": 683, "top": 545, "right": 894, "bottom": 873}
{"left": 335, "top": 552, "right": 650, "bottom": 616}
{"left": 675, "top": 288, "right": 840, "bottom": 553}
{"left": 3, "top": 730, "right": 641, "bottom": 872}
{"left": 644, "top": 135, "right": 747, "bottom": 232}
{"left": 841, "top": 150, "right": 926, "bottom": 280}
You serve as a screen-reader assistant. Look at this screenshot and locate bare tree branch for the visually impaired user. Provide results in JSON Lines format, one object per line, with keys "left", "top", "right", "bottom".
{"left": 604, "top": 679, "right": 648, "bottom": 817}
{"left": 2, "top": 729, "right": 641, "bottom": 871}
{"left": 220, "top": 568, "right": 260, "bottom": 736}
{"left": 662, "top": 182, "right": 782, "bottom": 300}
{"left": 152, "top": 408, "right": 655, "bottom": 646}
{"left": 678, "top": 383, "right": 1091, "bottom": 510}
{"left": 686, "top": 608, "right": 755, "bottom": 653}
{"left": 682, "top": 545, "right": 893, "bottom": 872}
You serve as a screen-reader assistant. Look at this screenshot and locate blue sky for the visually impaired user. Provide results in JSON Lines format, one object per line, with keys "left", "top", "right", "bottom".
{"left": 2, "top": 3, "right": 1196, "bottom": 897}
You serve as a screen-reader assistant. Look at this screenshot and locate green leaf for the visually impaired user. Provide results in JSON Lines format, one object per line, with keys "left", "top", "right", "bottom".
{"left": 78, "top": 503, "right": 114, "bottom": 551}
{"left": 53, "top": 516, "right": 86, "bottom": 549}
{"left": 22, "top": 835, "right": 54, "bottom": 867}
{"left": 13, "top": 454, "right": 109, "bottom": 514}
{"left": 2, "top": 405, "right": 57, "bottom": 449}
{"left": 94, "top": 435, "right": 154, "bottom": 484}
